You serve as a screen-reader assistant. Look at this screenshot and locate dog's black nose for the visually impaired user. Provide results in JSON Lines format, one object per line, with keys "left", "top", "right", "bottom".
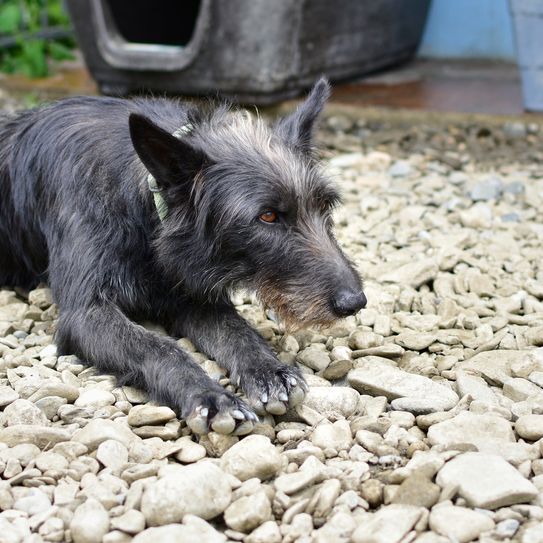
{"left": 332, "top": 289, "right": 367, "bottom": 317}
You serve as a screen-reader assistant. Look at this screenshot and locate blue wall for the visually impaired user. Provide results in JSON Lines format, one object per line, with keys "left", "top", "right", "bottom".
{"left": 418, "top": 0, "right": 516, "bottom": 61}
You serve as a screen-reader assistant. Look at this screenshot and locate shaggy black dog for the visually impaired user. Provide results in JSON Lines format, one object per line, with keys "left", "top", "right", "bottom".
{"left": 0, "top": 79, "right": 366, "bottom": 434}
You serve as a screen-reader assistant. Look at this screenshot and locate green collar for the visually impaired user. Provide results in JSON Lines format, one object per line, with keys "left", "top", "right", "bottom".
{"left": 147, "top": 122, "right": 194, "bottom": 221}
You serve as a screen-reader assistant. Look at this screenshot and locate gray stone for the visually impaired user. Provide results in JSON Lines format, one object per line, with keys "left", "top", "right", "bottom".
{"left": 389, "top": 160, "right": 412, "bottom": 177}
{"left": 3, "top": 399, "right": 49, "bottom": 426}
{"left": 503, "top": 377, "right": 543, "bottom": 402}
{"left": 28, "top": 288, "right": 53, "bottom": 309}
{"left": 224, "top": 491, "right": 271, "bottom": 532}
{"left": 390, "top": 472, "right": 440, "bottom": 508}
{"left": 457, "top": 350, "right": 530, "bottom": 386}
{"left": 304, "top": 387, "right": 360, "bottom": 419}
{"left": 495, "top": 519, "right": 520, "bottom": 539}
{"left": 220, "top": 435, "right": 281, "bottom": 481}
{"left": 352, "top": 504, "right": 425, "bottom": 543}
{"left": 28, "top": 382, "right": 79, "bottom": 402}
{"left": 72, "top": 419, "right": 138, "bottom": 450}
{"left": 74, "top": 389, "right": 116, "bottom": 409}
{"left": 35, "top": 451, "right": 69, "bottom": 471}
{"left": 456, "top": 371, "right": 497, "bottom": 404}
{"left": 503, "top": 122, "right": 527, "bottom": 139}
{"left": 13, "top": 488, "right": 51, "bottom": 515}
{"left": 311, "top": 420, "right": 352, "bottom": 450}
{"left": 427, "top": 412, "right": 515, "bottom": 449}
{"left": 133, "top": 517, "right": 226, "bottom": 543}
{"left": 436, "top": 452, "right": 538, "bottom": 509}
{"left": 522, "top": 523, "right": 543, "bottom": 543}
{"left": 0, "top": 425, "right": 71, "bottom": 448}
{"left": 245, "top": 521, "right": 281, "bottom": 543}
{"left": 0, "top": 386, "right": 19, "bottom": 407}
{"left": 348, "top": 362, "right": 458, "bottom": 413}
{"left": 470, "top": 176, "right": 503, "bottom": 201}
{"left": 274, "top": 457, "right": 324, "bottom": 495}
{"left": 394, "top": 332, "right": 437, "bottom": 351}
{"left": 127, "top": 404, "right": 176, "bottom": 427}
{"left": 110, "top": 510, "right": 146, "bottom": 535}
{"left": 297, "top": 347, "right": 331, "bottom": 372}
{"left": 429, "top": 504, "right": 494, "bottom": 543}
{"left": 516, "top": 414, "right": 543, "bottom": 441}
{"left": 34, "top": 396, "right": 67, "bottom": 419}
{"left": 174, "top": 436, "right": 207, "bottom": 463}
{"left": 381, "top": 259, "right": 438, "bottom": 289}
{"left": 70, "top": 498, "right": 110, "bottom": 543}
{"left": 96, "top": 439, "right": 129, "bottom": 470}
{"left": 141, "top": 462, "right": 231, "bottom": 525}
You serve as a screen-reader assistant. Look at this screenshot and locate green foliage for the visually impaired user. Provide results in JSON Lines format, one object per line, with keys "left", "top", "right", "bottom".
{"left": 0, "top": 0, "right": 75, "bottom": 78}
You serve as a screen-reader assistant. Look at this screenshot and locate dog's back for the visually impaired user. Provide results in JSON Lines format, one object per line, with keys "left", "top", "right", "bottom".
{"left": 0, "top": 96, "right": 189, "bottom": 289}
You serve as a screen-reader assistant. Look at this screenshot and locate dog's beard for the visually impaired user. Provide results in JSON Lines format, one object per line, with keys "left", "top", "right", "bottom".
{"left": 257, "top": 282, "right": 337, "bottom": 333}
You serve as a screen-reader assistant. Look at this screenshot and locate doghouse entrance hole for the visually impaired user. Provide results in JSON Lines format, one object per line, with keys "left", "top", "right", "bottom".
{"left": 104, "top": 0, "right": 202, "bottom": 46}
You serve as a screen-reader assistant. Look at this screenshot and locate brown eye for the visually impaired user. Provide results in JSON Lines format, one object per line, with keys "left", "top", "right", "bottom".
{"left": 259, "top": 210, "right": 278, "bottom": 223}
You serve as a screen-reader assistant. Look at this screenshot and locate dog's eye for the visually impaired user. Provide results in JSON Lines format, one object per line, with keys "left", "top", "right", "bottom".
{"left": 259, "top": 210, "right": 278, "bottom": 224}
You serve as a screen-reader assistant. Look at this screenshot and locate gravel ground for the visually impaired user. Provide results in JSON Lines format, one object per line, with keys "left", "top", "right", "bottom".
{"left": 2, "top": 107, "right": 543, "bottom": 543}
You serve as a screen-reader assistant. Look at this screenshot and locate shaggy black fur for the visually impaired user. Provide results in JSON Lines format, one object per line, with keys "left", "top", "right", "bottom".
{"left": 0, "top": 79, "right": 366, "bottom": 434}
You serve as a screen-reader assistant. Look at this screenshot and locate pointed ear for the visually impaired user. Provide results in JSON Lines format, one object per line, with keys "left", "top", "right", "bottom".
{"left": 129, "top": 113, "right": 206, "bottom": 189}
{"left": 276, "top": 77, "right": 331, "bottom": 154}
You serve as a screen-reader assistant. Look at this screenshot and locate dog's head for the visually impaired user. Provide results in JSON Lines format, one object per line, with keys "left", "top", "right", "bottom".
{"left": 129, "top": 78, "right": 365, "bottom": 329}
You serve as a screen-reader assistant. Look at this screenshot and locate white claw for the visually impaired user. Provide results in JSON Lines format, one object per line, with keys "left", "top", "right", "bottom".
{"left": 279, "top": 392, "right": 288, "bottom": 402}
{"left": 200, "top": 407, "right": 209, "bottom": 418}
{"left": 261, "top": 393, "right": 268, "bottom": 403}
{"left": 232, "top": 409, "right": 245, "bottom": 420}
{"left": 289, "top": 378, "right": 298, "bottom": 386}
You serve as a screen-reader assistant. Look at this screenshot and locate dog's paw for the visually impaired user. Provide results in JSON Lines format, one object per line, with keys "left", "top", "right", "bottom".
{"left": 185, "top": 389, "right": 258, "bottom": 436}
{"left": 241, "top": 363, "right": 308, "bottom": 416}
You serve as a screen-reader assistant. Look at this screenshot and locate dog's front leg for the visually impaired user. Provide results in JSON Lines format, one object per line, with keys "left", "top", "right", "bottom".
{"left": 56, "top": 301, "right": 256, "bottom": 434}
{"left": 170, "top": 301, "right": 307, "bottom": 415}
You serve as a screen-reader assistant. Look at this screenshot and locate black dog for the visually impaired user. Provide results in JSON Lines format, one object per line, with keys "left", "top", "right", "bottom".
{"left": 0, "top": 79, "right": 366, "bottom": 435}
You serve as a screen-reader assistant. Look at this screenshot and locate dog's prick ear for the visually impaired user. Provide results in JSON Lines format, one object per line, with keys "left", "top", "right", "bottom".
{"left": 277, "top": 77, "right": 331, "bottom": 154}
{"left": 129, "top": 113, "right": 205, "bottom": 189}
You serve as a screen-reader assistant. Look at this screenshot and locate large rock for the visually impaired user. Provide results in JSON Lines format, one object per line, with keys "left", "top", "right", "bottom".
{"left": 303, "top": 387, "right": 360, "bottom": 418}
{"left": 427, "top": 412, "right": 515, "bottom": 449}
{"left": 311, "top": 420, "right": 352, "bottom": 451}
{"left": 0, "top": 386, "right": 19, "bottom": 407}
{"left": 220, "top": 435, "right": 281, "bottom": 481}
{"left": 13, "top": 488, "right": 51, "bottom": 516}
{"left": 380, "top": 259, "right": 438, "bottom": 289}
{"left": 0, "top": 425, "right": 71, "bottom": 448}
{"left": 70, "top": 498, "right": 110, "bottom": 543}
{"left": 390, "top": 472, "right": 440, "bottom": 509}
{"left": 224, "top": 491, "right": 271, "bottom": 532}
{"left": 74, "top": 389, "right": 116, "bottom": 409}
{"left": 515, "top": 414, "right": 543, "bottom": 441}
{"left": 245, "top": 521, "right": 282, "bottom": 543}
{"left": 72, "top": 419, "right": 138, "bottom": 451}
{"left": 141, "top": 462, "right": 231, "bottom": 525}
{"left": 28, "top": 382, "right": 79, "bottom": 403}
{"left": 348, "top": 362, "right": 458, "bottom": 414}
{"left": 127, "top": 404, "right": 177, "bottom": 427}
{"left": 436, "top": 452, "right": 538, "bottom": 509}
{"left": 133, "top": 516, "right": 226, "bottom": 543}
{"left": 0, "top": 302, "right": 28, "bottom": 322}
{"left": 3, "top": 399, "right": 49, "bottom": 426}
{"left": 297, "top": 347, "right": 331, "bottom": 372}
{"left": 429, "top": 505, "right": 494, "bottom": 543}
{"left": 457, "top": 350, "right": 533, "bottom": 386}
{"left": 352, "top": 504, "right": 425, "bottom": 543}
{"left": 456, "top": 371, "right": 498, "bottom": 404}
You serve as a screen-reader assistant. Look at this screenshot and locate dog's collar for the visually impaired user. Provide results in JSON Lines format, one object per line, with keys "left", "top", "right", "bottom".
{"left": 147, "top": 122, "right": 194, "bottom": 221}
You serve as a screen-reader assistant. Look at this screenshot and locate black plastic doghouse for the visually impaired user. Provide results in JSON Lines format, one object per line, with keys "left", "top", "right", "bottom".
{"left": 67, "top": 0, "right": 431, "bottom": 104}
